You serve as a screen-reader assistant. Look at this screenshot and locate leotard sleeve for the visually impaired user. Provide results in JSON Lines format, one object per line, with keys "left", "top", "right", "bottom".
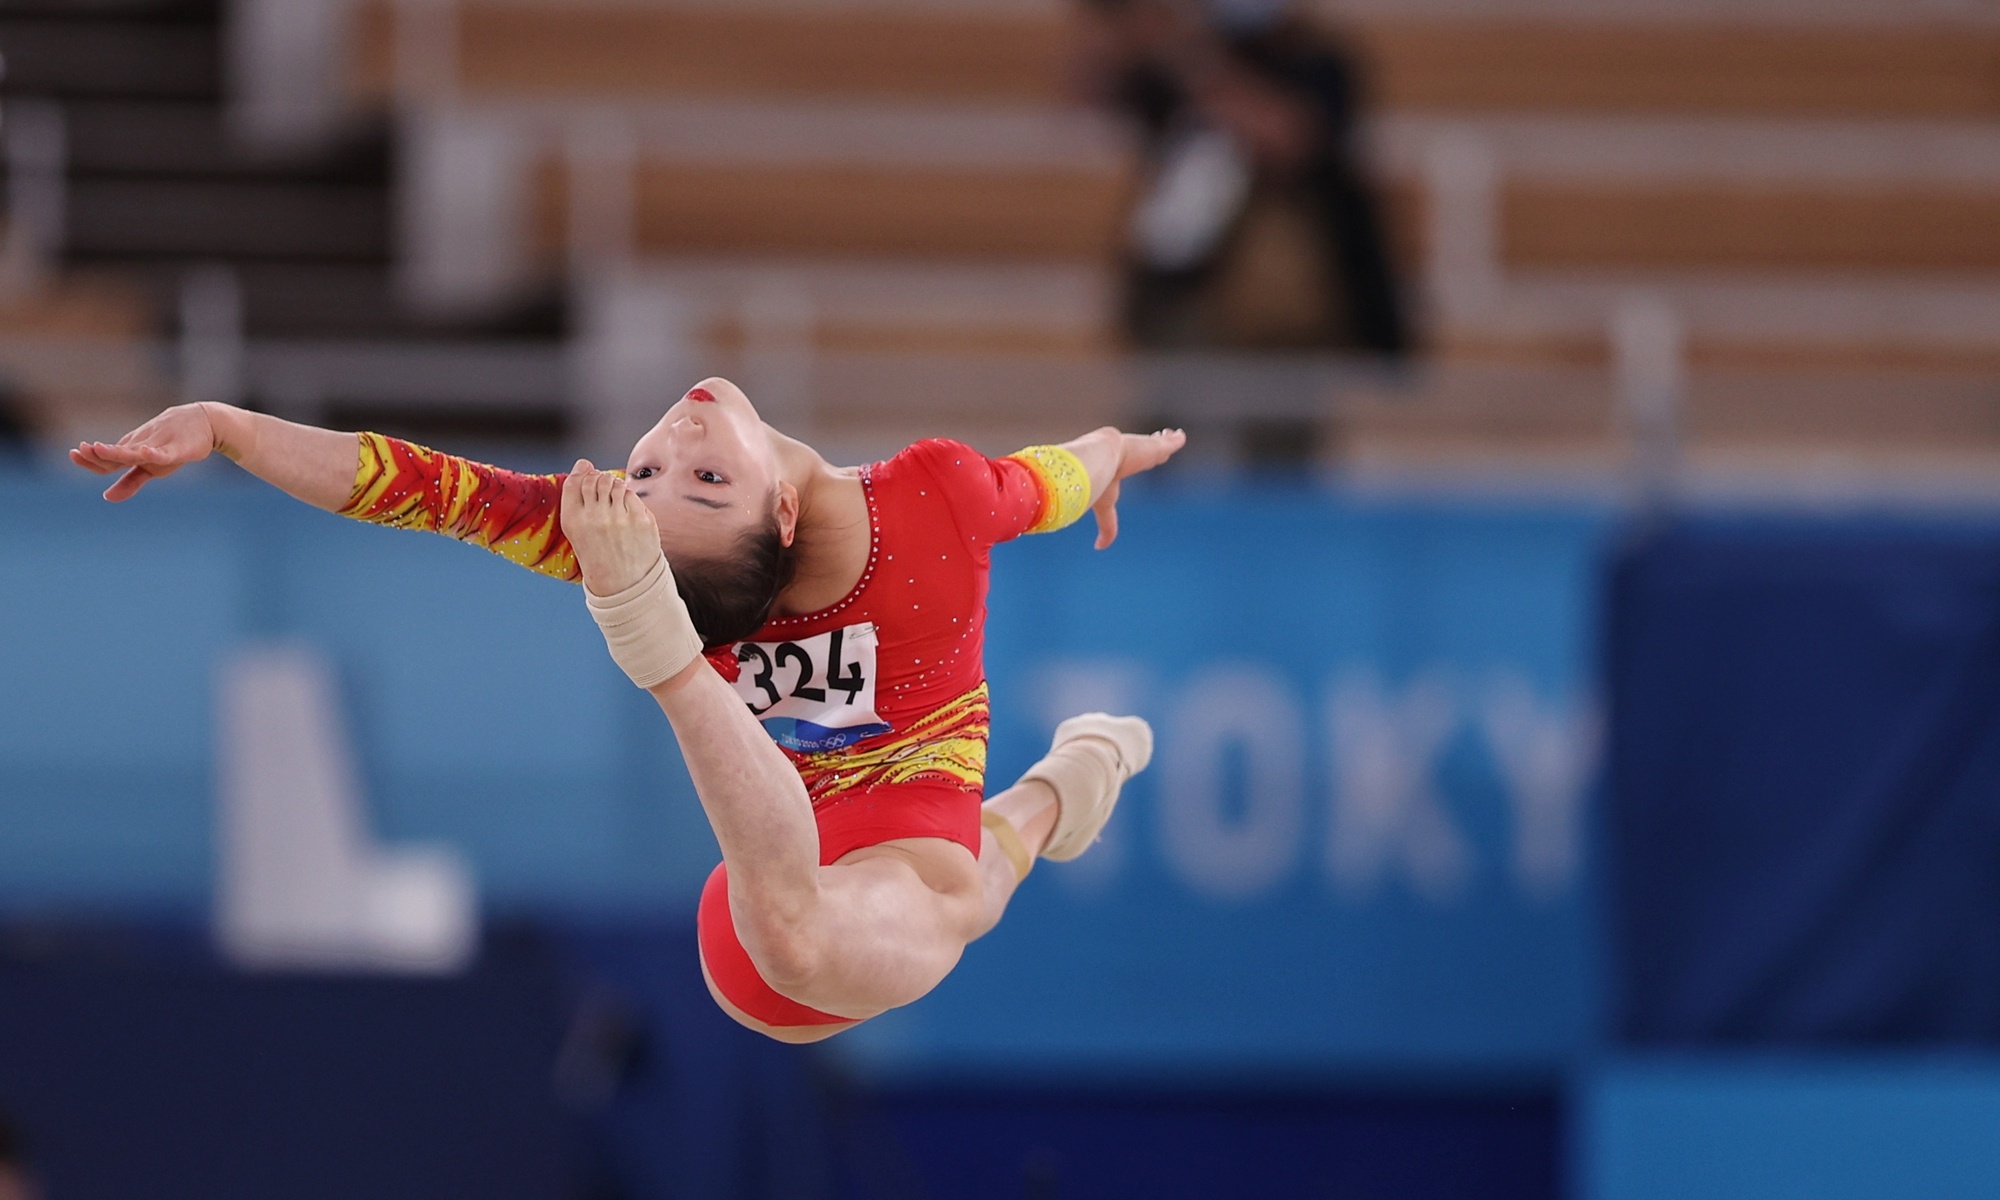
{"left": 906, "top": 438, "right": 1092, "bottom": 551}
{"left": 339, "top": 431, "right": 582, "bottom": 583}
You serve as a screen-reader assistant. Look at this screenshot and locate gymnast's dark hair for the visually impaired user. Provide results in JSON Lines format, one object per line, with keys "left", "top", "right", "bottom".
{"left": 672, "top": 514, "right": 798, "bottom": 648}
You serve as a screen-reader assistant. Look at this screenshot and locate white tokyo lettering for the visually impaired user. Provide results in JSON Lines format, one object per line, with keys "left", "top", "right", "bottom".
{"left": 1478, "top": 673, "right": 1601, "bottom": 901}
{"left": 1012, "top": 657, "right": 1603, "bottom": 905}
{"left": 1156, "top": 663, "right": 1306, "bottom": 901}
{"left": 1323, "top": 670, "right": 1474, "bottom": 904}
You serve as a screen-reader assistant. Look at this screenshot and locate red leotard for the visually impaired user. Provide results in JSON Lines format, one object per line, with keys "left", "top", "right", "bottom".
{"left": 341, "top": 433, "right": 1092, "bottom": 1027}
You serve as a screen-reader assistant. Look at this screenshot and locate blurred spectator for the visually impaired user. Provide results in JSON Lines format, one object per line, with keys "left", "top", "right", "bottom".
{"left": 0, "top": 1111, "right": 40, "bottom": 1200}
{"left": 1078, "top": 0, "right": 1409, "bottom": 356}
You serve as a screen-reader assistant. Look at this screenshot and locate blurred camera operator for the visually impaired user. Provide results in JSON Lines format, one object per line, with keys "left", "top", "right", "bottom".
{"left": 1077, "top": 0, "right": 1409, "bottom": 356}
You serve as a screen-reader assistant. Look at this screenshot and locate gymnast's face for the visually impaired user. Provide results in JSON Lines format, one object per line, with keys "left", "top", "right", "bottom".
{"left": 624, "top": 377, "right": 794, "bottom": 561}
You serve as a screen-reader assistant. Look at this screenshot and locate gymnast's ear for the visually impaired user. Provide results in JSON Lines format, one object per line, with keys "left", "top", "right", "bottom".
{"left": 772, "top": 481, "right": 800, "bottom": 548}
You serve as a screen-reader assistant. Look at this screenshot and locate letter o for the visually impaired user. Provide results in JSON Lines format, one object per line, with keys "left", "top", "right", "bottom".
{"left": 1156, "top": 663, "right": 1305, "bottom": 900}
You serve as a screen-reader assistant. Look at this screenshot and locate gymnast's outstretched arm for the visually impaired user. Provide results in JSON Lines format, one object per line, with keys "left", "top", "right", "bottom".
{"left": 938, "top": 426, "right": 1185, "bottom": 555}
{"left": 73, "top": 402, "right": 588, "bottom": 583}
{"left": 71, "top": 402, "right": 358, "bottom": 510}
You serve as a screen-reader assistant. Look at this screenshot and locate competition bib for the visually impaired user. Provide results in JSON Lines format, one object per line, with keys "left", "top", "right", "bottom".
{"left": 730, "top": 623, "right": 892, "bottom": 753}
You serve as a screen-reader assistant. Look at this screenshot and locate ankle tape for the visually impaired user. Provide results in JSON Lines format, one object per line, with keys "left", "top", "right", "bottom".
{"left": 981, "top": 808, "right": 1034, "bottom": 883}
{"left": 584, "top": 555, "right": 705, "bottom": 689}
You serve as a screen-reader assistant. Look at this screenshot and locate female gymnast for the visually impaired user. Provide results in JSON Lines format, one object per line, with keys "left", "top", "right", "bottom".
{"left": 72, "top": 380, "right": 1185, "bottom": 1040}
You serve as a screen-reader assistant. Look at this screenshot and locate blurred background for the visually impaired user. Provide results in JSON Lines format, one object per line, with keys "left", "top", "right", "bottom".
{"left": 3, "top": 0, "right": 2000, "bottom": 1196}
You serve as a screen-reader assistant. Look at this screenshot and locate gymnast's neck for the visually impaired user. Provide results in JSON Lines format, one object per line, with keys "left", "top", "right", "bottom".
{"left": 766, "top": 426, "right": 872, "bottom": 617}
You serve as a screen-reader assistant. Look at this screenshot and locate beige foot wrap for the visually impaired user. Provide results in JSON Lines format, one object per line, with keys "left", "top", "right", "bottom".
{"left": 585, "top": 555, "right": 705, "bottom": 689}
{"left": 1024, "top": 713, "right": 1154, "bottom": 863}
{"left": 981, "top": 808, "right": 1035, "bottom": 882}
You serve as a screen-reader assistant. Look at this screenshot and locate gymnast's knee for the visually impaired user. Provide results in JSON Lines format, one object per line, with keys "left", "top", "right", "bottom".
{"left": 733, "top": 902, "right": 822, "bottom": 993}
{"left": 697, "top": 863, "right": 856, "bottom": 1037}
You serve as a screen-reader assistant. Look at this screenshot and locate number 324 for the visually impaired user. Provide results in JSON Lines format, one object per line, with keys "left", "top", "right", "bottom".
{"left": 738, "top": 628, "right": 866, "bottom": 716}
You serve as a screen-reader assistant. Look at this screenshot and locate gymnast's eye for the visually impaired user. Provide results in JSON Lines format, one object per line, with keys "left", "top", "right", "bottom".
{"left": 695, "top": 469, "right": 725, "bottom": 485}
{"left": 629, "top": 466, "right": 655, "bottom": 480}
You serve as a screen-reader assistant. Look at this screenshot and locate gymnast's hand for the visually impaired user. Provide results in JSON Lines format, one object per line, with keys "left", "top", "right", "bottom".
{"left": 69, "top": 403, "right": 219, "bottom": 501}
{"left": 562, "top": 460, "right": 666, "bottom": 597}
{"left": 1091, "top": 428, "right": 1187, "bottom": 550}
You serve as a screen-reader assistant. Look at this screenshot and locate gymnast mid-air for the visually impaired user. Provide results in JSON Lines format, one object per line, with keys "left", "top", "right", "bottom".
{"left": 72, "top": 380, "right": 1185, "bottom": 1040}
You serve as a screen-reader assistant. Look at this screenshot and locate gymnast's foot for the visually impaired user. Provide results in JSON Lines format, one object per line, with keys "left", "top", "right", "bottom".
{"left": 1026, "top": 713, "right": 1154, "bottom": 862}
{"left": 563, "top": 461, "right": 665, "bottom": 597}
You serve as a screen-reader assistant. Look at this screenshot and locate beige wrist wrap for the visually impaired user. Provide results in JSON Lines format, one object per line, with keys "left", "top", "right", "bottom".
{"left": 584, "top": 555, "right": 705, "bottom": 689}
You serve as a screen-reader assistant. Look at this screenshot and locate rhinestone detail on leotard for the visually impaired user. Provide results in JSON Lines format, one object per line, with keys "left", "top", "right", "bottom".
{"left": 761, "top": 466, "right": 879, "bottom": 630}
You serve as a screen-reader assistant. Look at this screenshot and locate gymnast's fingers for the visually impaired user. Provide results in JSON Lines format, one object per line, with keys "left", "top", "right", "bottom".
{"left": 71, "top": 446, "right": 117, "bottom": 475}
{"left": 560, "top": 466, "right": 588, "bottom": 516}
{"left": 103, "top": 465, "right": 156, "bottom": 503}
{"left": 1120, "top": 429, "right": 1186, "bottom": 478}
{"left": 88, "top": 441, "right": 169, "bottom": 466}
{"left": 75, "top": 441, "right": 164, "bottom": 474}
{"left": 74, "top": 442, "right": 123, "bottom": 469}
{"left": 1092, "top": 479, "right": 1122, "bottom": 550}
{"left": 621, "top": 484, "right": 656, "bottom": 526}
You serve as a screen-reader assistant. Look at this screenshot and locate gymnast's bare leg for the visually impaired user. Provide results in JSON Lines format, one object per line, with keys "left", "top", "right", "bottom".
{"left": 564, "top": 467, "right": 1150, "bottom": 1041}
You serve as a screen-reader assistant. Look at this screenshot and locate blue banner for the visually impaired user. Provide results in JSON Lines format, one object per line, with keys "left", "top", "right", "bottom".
{"left": 1607, "top": 519, "right": 2000, "bottom": 1045}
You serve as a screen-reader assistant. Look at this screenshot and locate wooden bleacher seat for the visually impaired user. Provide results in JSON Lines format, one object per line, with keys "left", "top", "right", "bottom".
{"left": 531, "top": 157, "right": 1129, "bottom": 264}
{"left": 353, "top": 3, "right": 2000, "bottom": 118}
{"left": 1359, "top": 22, "right": 2000, "bottom": 119}
{"left": 352, "top": 2, "right": 1074, "bottom": 104}
{"left": 0, "top": 273, "right": 170, "bottom": 442}
{"left": 0, "top": 272, "right": 154, "bottom": 339}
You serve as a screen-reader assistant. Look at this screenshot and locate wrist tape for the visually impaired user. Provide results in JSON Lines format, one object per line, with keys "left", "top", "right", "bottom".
{"left": 584, "top": 555, "right": 705, "bottom": 689}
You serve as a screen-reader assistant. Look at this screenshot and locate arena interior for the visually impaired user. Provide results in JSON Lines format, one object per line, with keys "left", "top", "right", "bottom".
{"left": 3, "top": 0, "right": 2000, "bottom": 1196}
